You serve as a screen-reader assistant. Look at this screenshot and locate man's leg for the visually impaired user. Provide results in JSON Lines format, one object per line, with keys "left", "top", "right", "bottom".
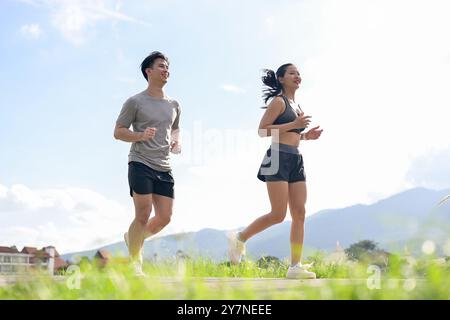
{"left": 143, "top": 193, "right": 173, "bottom": 238}
{"left": 128, "top": 192, "right": 152, "bottom": 261}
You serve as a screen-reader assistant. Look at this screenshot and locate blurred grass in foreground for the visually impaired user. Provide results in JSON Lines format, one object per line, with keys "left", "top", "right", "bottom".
{"left": 0, "top": 254, "right": 448, "bottom": 300}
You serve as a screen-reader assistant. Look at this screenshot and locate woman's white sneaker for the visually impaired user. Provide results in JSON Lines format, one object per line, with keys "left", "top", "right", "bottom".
{"left": 132, "top": 261, "right": 146, "bottom": 277}
{"left": 227, "top": 231, "right": 246, "bottom": 265}
{"left": 286, "top": 263, "right": 316, "bottom": 279}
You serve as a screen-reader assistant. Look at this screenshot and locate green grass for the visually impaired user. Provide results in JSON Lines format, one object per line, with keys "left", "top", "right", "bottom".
{"left": 0, "top": 255, "right": 448, "bottom": 300}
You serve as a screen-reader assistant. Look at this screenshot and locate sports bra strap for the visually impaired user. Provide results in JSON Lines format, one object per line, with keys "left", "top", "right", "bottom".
{"left": 281, "top": 95, "right": 303, "bottom": 114}
{"left": 281, "top": 95, "right": 290, "bottom": 109}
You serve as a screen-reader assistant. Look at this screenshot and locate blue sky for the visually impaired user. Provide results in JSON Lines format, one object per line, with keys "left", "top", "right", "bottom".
{"left": 1, "top": 0, "right": 449, "bottom": 253}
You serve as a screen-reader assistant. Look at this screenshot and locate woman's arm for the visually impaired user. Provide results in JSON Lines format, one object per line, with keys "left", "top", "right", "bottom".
{"left": 302, "top": 126, "right": 323, "bottom": 141}
{"left": 258, "top": 97, "right": 311, "bottom": 137}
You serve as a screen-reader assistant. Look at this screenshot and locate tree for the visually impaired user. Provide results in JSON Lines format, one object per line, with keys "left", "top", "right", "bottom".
{"left": 77, "top": 256, "right": 93, "bottom": 272}
{"left": 256, "top": 256, "right": 283, "bottom": 269}
{"left": 345, "top": 240, "right": 388, "bottom": 264}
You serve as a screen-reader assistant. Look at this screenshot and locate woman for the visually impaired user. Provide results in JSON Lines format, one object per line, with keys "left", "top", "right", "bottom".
{"left": 228, "top": 63, "right": 323, "bottom": 279}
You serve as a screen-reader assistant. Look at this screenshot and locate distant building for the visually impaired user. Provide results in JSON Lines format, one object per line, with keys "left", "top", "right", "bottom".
{"left": 94, "top": 249, "right": 112, "bottom": 268}
{"left": 175, "top": 250, "right": 190, "bottom": 260}
{"left": 324, "top": 241, "right": 348, "bottom": 264}
{"left": 0, "top": 246, "right": 31, "bottom": 274}
{"left": 0, "top": 245, "right": 68, "bottom": 275}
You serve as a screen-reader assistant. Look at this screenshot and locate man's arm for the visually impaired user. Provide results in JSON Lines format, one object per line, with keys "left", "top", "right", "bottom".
{"left": 169, "top": 102, "right": 182, "bottom": 153}
{"left": 114, "top": 124, "right": 155, "bottom": 142}
{"left": 170, "top": 128, "right": 181, "bottom": 154}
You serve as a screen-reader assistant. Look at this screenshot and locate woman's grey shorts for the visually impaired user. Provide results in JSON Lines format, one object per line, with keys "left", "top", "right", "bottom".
{"left": 257, "top": 143, "right": 306, "bottom": 183}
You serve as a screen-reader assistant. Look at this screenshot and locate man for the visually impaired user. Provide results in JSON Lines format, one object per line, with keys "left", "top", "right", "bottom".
{"left": 114, "top": 51, "right": 181, "bottom": 276}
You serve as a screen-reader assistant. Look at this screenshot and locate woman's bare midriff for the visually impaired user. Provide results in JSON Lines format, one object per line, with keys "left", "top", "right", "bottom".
{"left": 272, "top": 131, "right": 302, "bottom": 147}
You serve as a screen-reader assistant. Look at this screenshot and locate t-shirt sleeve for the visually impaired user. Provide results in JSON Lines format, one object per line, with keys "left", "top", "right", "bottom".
{"left": 172, "top": 101, "right": 181, "bottom": 130}
{"left": 116, "top": 97, "right": 137, "bottom": 128}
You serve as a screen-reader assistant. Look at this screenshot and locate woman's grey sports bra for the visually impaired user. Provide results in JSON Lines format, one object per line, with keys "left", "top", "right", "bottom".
{"left": 272, "top": 95, "right": 305, "bottom": 134}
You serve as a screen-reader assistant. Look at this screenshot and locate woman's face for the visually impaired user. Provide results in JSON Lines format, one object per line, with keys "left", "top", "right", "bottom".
{"left": 279, "top": 65, "right": 301, "bottom": 90}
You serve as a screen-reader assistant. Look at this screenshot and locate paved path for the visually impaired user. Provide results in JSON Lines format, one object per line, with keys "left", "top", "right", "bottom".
{"left": 0, "top": 275, "right": 68, "bottom": 287}
{"left": 0, "top": 275, "right": 414, "bottom": 289}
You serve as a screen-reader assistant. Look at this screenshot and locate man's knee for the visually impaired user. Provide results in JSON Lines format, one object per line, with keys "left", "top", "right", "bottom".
{"left": 158, "top": 213, "right": 172, "bottom": 227}
{"left": 135, "top": 207, "right": 152, "bottom": 225}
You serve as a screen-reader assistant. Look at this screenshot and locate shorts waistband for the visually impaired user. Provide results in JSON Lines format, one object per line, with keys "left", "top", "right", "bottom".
{"left": 270, "top": 143, "right": 300, "bottom": 154}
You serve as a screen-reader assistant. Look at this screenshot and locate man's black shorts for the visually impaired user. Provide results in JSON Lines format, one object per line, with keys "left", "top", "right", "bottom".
{"left": 257, "top": 143, "right": 306, "bottom": 183}
{"left": 128, "top": 161, "right": 175, "bottom": 199}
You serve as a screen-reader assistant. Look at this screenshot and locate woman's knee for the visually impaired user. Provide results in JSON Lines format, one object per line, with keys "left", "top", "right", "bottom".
{"left": 269, "top": 211, "right": 286, "bottom": 224}
{"left": 291, "top": 208, "right": 306, "bottom": 222}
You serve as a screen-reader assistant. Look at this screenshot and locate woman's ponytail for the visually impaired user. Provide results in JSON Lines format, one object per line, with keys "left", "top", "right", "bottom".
{"left": 261, "top": 63, "right": 293, "bottom": 105}
{"left": 261, "top": 69, "right": 282, "bottom": 104}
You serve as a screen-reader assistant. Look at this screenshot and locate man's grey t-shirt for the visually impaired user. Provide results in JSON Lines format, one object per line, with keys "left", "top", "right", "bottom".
{"left": 116, "top": 90, "right": 181, "bottom": 172}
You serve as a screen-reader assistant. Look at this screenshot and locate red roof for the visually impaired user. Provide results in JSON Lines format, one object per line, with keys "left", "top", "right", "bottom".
{"left": 54, "top": 257, "right": 68, "bottom": 270}
{"left": 0, "top": 246, "right": 19, "bottom": 254}
{"left": 21, "top": 247, "right": 38, "bottom": 254}
{"left": 1, "top": 245, "right": 60, "bottom": 258}
{"left": 35, "top": 250, "right": 51, "bottom": 258}
{"left": 95, "top": 249, "right": 112, "bottom": 260}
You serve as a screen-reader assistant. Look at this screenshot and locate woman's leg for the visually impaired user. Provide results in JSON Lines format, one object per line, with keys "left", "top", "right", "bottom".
{"left": 239, "top": 181, "right": 289, "bottom": 241}
{"left": 288, "top": 181, "right": 307, "bottom": 265}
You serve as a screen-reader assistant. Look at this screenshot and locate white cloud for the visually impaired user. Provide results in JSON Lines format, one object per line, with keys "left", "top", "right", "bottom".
{"left": 0, "top": 185, "right": 7, "bottom": 199}
{"left": 0, "top": 182, "right": 133, "bottom": 254}
{"left": 20, "top": 24, "right": 42, "bottom": 39}
{"left": 220, "top": 84, "right": 246, "bottom": 94}
{"left": 17, "top": 0, "right": 150, "bottom": 45}
{"left": 406, "top": 146, "right": 450, "bottom": 190}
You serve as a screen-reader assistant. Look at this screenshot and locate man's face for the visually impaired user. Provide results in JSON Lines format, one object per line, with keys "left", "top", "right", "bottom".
{"left": 146, "top": 58, "right": 170, "bottom": 84}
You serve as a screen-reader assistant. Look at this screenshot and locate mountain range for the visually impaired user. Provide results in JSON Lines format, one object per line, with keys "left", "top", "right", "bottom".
{"left": 61, "top": 187, "right": 450, "bottom": 262}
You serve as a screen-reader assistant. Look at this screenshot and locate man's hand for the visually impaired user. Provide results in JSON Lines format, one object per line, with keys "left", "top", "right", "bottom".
{"left": 170, "top": 140, "right": 181, "bottom": 154}
{"left": 170, "top": 128, "right": 181, "bottom": 154}
{"left": 305, "top": 126, "right": 323, "bottom": 140}
{"left": 140, "top": 127, "right": 157, "bottom": 141}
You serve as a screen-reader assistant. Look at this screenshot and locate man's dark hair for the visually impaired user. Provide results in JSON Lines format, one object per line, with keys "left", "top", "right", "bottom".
{"left": 140, "top": 51, "right": 169, "bottom": 81}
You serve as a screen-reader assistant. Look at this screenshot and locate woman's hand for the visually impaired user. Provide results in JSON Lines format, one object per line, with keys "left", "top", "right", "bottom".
{"left": 293, "top": 112, "right": 312, "bottom": 129}
{"left": 305, "top": 126, "right": 323, "bottom": 140}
